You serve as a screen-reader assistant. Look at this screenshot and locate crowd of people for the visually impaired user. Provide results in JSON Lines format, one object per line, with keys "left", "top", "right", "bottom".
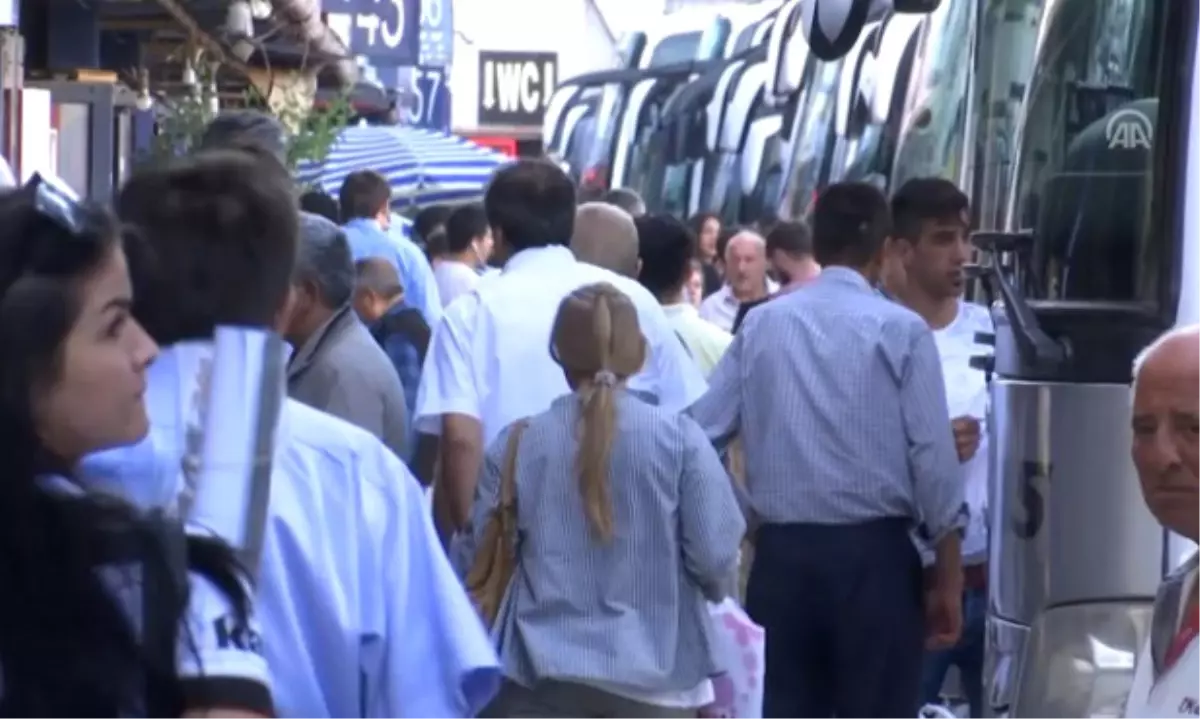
{"left": 0, "top": 107, "right": 1194, "bottom": 719}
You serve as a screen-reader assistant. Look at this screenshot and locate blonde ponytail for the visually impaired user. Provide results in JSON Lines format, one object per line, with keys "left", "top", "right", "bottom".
{"left": 550, "top": 282, "right": 646, "bottom": 544}
{"left": 577, "top": 293, "right": 617, "bottom": 541}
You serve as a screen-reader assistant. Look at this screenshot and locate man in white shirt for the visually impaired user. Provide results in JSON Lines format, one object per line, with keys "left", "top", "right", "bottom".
{"left": 699, "top": 231, "right": 779, "bottom": 332}
{"left": 1125, "top": 325, "right": 1199, "bottom": 718}
{"left": 887, "top": 178, "right": 992, "bottom": 717}
{"left": 434, "top": 203, "right": 493, "bottom": 307}
{"left": 80, "top": 138, "right": 499, "bottom": 717}
{"left": 415, "top": 159, "right": 707, "bottom": 541}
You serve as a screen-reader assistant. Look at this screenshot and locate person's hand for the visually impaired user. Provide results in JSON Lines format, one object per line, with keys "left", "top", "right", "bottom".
{"left": 951, "top": 416, "right": 981, "bottom": 462}
{"left": 924, "top": 583, "right": 964, "bottom": 650}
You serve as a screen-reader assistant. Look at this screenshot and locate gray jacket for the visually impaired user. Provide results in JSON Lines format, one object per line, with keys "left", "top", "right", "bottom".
{"left": 288, "top": 305, "right": 409, "bottom": 459}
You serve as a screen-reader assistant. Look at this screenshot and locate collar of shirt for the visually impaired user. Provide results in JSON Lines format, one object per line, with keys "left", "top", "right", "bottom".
{"left": 716, "top": 279, "right": 781, "bottom": 308}
{"left": 344, "top": 217, "right": 385, "bottom": 234}
{"left": 289, "top": 305, "right": 356, "bottom": 379}
{"left": 662, "top": 302, "right": 699, "bottom": 319}
{"left": 818, "top": 266, "right": 875, "bottom": 293}
{"left": 502, "top": 245, "right": 575, "bottom": 275}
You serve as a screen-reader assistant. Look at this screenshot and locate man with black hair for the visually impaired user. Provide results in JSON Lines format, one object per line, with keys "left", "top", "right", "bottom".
{"left": 78, "top": 148, "right": 501, "bottom": 717}
{"left": 300, "top": 189, "right": 341, "bottom": 224}
{"left": 435, "top": 203, "right": 493, "bottom": 306}
{"left": 339, "top": 170, "right": 443, "bottom": 325}
{"left": 601, "top": 187, "right": 647, "bottom": 217}
{"left": 636, "top": 213, "right": 731, "bottom": 378}
{"left": 690, "top": 181, "right": 966, "bottom": 718}
{"left": 416, "top": 159, "right": 706, "bottom": 545}
{"left": 887, "top": 177, "right": 992, "bottom": 718}
{"left": 285, "top": 214, "right": 409, "bottom": 460}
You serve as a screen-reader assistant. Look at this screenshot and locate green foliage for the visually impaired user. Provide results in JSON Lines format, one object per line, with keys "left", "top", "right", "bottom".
{"left": 145, "top": 81, "right": 352, "bottom": 174}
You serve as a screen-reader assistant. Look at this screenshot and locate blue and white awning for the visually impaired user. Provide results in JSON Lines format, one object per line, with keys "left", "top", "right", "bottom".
{"left": 296, "top": 124, "right": 509, "bottom": 208}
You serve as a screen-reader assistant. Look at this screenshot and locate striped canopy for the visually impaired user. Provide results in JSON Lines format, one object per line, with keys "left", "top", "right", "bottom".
{"left": 296, "top": 124, "right": 509, "bottom": 209}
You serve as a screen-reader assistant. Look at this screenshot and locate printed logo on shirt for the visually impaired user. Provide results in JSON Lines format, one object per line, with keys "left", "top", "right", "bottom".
{"left": 213, "top": 613, "right": 264, "bottom": 655}
{"left": 1178, "top": 697, "right": 1199, "bottom": 716}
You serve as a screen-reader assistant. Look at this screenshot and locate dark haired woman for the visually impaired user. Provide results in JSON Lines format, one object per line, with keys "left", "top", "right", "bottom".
{"left": 687, "top": 212, "right": 723, "bottom": 297}
{"left": 0, "top": 178, "right": 273, "bottom": 717}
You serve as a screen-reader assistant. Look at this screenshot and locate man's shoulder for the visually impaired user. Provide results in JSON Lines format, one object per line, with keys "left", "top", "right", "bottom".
{"left": 282, "top": 399, "right": 409, "bottom": 502}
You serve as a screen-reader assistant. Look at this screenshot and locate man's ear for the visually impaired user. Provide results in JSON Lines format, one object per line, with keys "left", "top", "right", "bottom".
{"left": 636, "top": 258, "right": 643, "bottom": 277}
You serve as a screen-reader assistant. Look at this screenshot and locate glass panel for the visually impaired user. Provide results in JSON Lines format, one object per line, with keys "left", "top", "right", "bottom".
{"left": 1008, "top": 0, "right": 1171, "bottom": 304}
{"left": 780, "top": 61, "right": 842, "bottom": 220}
{"left": 648, "top": 32, "right": 702, "bottom": 67}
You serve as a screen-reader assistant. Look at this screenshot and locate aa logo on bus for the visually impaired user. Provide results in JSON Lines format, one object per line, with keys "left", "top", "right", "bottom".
{"left": 1105, "top": 107, "right": 1153, "bottom": 151}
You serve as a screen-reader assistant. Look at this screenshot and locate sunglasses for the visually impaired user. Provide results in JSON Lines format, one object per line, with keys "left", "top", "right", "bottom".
{"left": 24, "top": 172, "right": 86, "bottom": 236}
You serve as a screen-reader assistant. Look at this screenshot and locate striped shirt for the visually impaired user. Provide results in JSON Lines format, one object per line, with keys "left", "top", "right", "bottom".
{"left": 464, "top": 392, "right": 745, "bottom": 700}
{"left": 690, "top": 266, "right": 965, "bottom": 540}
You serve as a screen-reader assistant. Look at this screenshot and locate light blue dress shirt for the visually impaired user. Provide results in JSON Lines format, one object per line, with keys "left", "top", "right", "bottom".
{"left": 78, "top": 343, "right": 500, "bottom": 717}
{"left": 342, "top": 217, "right": 443, "bottom": 328}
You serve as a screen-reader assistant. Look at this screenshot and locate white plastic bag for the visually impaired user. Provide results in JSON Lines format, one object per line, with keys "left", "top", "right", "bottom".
{"left": 700, "top": 598, "right": 765, "bottom": 719}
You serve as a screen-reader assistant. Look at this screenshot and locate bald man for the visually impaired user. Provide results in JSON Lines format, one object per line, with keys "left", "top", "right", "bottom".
{"left": 699, "top": 231, "right": 779, "bottom": 331}
{"left": 1126, "top": 324, "right": 1199, "bottom": 717}
{"left": 569, "top": 201, "right": 641, "bottom": 278}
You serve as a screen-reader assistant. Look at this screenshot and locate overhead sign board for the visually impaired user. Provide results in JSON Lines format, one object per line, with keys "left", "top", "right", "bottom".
{"left": 418, "top": 0, "right": 453, "bottom": 68}
{"left": 477, "top": 51, "right": 558, "bottom": 127}
{"left": 325, "top": 0, "right": 420, "bottom": 64}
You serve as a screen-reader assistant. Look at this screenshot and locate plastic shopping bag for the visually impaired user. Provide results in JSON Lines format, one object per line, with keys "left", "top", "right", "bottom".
{"left": 700, "top": 598, "right": 765, "bottom": 719}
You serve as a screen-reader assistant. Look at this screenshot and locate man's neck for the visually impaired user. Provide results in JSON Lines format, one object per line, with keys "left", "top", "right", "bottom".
{"left": 447, "top": 251, "right": 477, "bottom": 268}
{"left": 660, "top": 288, "right": 687, "bottom": 307}
{"left": 291, "top": 306, "right": 337, "bottom": 348}
{"left": 896, "top": 288, "right": 959, "bottom": 330}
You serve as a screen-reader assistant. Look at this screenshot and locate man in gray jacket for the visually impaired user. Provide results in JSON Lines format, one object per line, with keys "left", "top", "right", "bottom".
{"left": 286, "top": 213, "right": 410, "bottom": 459}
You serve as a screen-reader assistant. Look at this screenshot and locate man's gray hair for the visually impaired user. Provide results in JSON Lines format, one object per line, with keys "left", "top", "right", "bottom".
{"left": 198, "top": 110, "right": 289, "bottom": 167}
{"left": 295, "top": 212, "right": 355, "bottom": 308}
{"left": 571, "top": 202, "right": 640, "bottom": 278}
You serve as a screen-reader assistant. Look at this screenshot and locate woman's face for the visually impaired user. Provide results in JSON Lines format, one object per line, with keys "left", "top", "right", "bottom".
{"left": 699, "top": 218, "right": 721, "bottom": 260}
{"left": 35, "top": 244, "right": 158, "bottom": 463}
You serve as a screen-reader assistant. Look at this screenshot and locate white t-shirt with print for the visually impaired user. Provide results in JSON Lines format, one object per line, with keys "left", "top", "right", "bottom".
{"left": 932, "top": 301, "right": 994, "bottom": 565}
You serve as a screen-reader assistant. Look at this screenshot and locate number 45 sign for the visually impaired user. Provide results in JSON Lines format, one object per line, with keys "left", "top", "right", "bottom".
{"left": 326, "top": 0, "right": 420, "bottom": 65}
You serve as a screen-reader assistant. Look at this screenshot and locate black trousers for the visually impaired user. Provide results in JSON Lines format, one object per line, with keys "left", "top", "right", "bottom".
{"left": 746, "top": 518, "right": 925, "bottom": 718}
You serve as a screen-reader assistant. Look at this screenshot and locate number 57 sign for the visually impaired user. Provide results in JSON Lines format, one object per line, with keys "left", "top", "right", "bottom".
{"left": 326, "top": 0, "right": 420, "bottom": 64}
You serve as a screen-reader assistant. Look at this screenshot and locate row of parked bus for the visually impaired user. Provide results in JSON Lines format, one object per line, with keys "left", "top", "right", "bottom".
{"left": 542, "top": 0, "right": 966, "bottom": 224}
{"left": 546, "top": 0, "right": 1200, "bottom": 716}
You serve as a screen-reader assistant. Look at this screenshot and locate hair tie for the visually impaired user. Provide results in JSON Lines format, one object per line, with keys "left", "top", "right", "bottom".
{"left": 593, "top": 369, "right": 617, "bottom": 387}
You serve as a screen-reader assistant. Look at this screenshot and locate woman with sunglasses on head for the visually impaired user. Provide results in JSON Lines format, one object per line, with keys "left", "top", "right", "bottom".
{"left": 0, "top": 177, "right": 273, "bottom": 717}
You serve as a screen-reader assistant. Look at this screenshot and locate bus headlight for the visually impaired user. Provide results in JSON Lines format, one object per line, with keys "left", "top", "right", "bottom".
{"left": 1014, "top": 601, "right": 1154, "bottom": 718}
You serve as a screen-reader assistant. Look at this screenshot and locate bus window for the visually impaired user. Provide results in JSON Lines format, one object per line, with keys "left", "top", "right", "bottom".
{"left": 780, "top": 60, "right": 842, "bottom": 219}
{"left": 1009, "top": 0, "right": 1177, "bottom": 306}
{"left": 649, "top": 32, "right": 703, "bottom": 67}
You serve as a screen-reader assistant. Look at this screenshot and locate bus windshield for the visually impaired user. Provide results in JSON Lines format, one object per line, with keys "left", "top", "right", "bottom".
{"left": 1009, "top": 0, "right": 1188, "bottom": 309}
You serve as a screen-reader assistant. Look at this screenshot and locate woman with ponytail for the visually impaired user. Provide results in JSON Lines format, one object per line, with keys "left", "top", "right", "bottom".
{"left": 0, "top": 177, "right": 272, "bottom": 717}
{"left": 466, "top": 282, "right": 745, "bottom": 718}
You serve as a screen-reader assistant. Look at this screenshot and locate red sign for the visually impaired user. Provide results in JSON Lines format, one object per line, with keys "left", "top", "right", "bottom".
{"left": 467, "top": 135, "right": 517, "bottom": 157}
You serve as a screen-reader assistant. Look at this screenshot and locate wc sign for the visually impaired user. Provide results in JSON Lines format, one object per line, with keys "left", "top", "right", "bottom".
{"left": 1105, "top": 107, "right": 1154, "bottom": 150}
{"left": 478, "top": 51, "right": 558, "bottom": 127}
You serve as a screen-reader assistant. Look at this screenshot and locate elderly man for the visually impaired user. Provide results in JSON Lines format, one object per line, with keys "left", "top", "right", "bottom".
{"left": 570, "top": 202, "right": 641, "bottom": 277}
{"left": 1125, "top": 324, "right": 1199, "bottom": 717}
{"left": 286, "top": 214, "right": 409, "bottom": 460}
{"left": 699, "top": 230, "right": 778, "bottom": 332}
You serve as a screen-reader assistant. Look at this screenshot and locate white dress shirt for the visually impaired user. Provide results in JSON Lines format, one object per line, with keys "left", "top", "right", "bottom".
{"left": 698, "top": 280, "right": 780, "bottom": 332}
{"left": 415, "top": 245, "right": 707, "bottom": 447}
{"left": 434, "top": 260, "right": 481, "bottom": 308}
{"left": 1125, "top": 562, "right": 1198, "bottom": 717}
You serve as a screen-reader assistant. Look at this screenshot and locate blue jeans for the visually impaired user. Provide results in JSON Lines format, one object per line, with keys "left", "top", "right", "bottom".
{"left": 921, "top": 586, "right": 986, "bottom": 717}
